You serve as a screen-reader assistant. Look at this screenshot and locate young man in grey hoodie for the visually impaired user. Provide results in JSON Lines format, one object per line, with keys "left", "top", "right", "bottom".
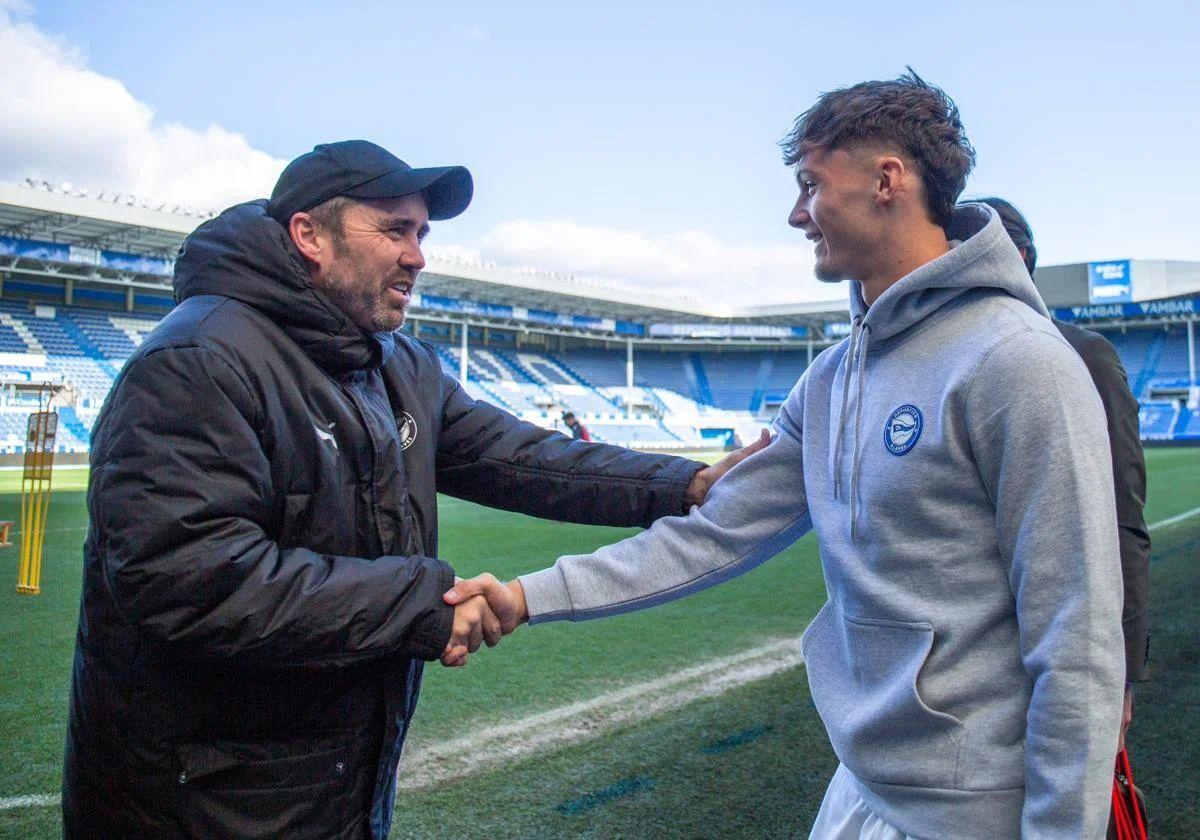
{"left": 446, "top": 73, "right": 1125, "bottom": 839}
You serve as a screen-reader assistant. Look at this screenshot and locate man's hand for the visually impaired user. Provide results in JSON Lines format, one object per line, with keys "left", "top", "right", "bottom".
{"left": 439, "top": 593, "right": 502, "bottom": 668}
{"left": 444, "top": 573, "right": 528, "bottom": 638}
{"left": 684, "top": 429, "right": 771, "bottom": 509}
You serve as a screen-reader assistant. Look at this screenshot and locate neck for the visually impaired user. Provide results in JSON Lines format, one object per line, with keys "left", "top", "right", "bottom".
{"left": 858, "top": 223, "right": 951, "bottom": 306}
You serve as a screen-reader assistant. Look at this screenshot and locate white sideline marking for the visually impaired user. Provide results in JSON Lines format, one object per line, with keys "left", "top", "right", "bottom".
{"left": 396, "top": 637, "right": 803, "bottom": 790}
{"left": 1149, "top": 506, "right": 1200, "bottom": 531}
{"left": 0, "top": 794, "right": 57, "bottom": 810}
{"left": 0, "top": 639, "right": 803, "bottom": 810}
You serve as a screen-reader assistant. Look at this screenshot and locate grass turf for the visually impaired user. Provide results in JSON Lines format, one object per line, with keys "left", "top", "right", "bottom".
{"left": 1, "top": 449, "right": 1197, "bottom": 837}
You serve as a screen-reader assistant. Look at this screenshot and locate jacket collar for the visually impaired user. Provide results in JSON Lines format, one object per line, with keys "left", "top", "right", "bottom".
{"left": 174, "top": 200, "right": 390, "bottom": 373}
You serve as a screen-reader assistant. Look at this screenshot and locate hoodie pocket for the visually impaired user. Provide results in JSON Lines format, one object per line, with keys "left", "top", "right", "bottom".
{"left": 803, "top": 607, "right": 963, "bottom": 789}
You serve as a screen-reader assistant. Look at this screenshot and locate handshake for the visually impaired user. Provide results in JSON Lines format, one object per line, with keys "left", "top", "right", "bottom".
{"left": 433, "top": 429, "right": 773, "bottom": 668}
{"left": 439, "top": 574, "right": 528, "bottom": 667}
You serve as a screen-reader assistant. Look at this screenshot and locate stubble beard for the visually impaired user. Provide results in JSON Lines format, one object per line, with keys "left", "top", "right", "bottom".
{"left": 321, "top": 253, "right": 407, "bottom": 334}
{"left": 814, "top": 263, "right": 843, "bottom": 283}
{"left": 813, "top": 253, "right": 846, "bottom": 284}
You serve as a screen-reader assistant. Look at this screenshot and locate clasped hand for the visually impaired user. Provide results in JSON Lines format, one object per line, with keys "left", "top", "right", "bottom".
{"left": 439, "top": 574, "right": 528, "bottom": 667}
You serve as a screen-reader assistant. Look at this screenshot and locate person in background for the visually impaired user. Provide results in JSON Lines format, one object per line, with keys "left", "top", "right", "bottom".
{"left": 978, "top": 196, "right": 1150, "bottom": 752}
{"left": 562, "top": 411, "right": 591, "bottom": 441}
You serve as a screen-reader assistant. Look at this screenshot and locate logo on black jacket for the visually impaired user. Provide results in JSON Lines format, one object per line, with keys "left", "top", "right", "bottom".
{"left": 398, "top": 411, "right": 417, "bottom": 450}
{"left": 884, "top": 405, "right": 922, "bottom": 455}
{"left": 314, "top": 421, "right": 338, "bottom": 450}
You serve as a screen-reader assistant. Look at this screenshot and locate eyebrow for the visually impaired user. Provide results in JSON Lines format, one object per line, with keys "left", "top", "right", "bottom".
{"left": 380, "top": 215, "right": 431, "bottom": 238}
{"left": 795, "top": 168, "right": 816, "bottom": 184}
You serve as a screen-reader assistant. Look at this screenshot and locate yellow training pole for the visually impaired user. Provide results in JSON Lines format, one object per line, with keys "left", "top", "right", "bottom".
{"left": 16, "top": 409, "right": 56, "bottom": 595}
{"left": 17, "top": 468, "right": 34, "bottom": 592}
{"left": 33, "top": 460, "right": 52, "bottom": 587}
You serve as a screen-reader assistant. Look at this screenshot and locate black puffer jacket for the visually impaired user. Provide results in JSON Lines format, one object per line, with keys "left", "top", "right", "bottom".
{"left": 1053, "top": 321, "right": 1150, "bottom": 681}
{"left": 62, "top": 201, "right": 702, "bottom": 839}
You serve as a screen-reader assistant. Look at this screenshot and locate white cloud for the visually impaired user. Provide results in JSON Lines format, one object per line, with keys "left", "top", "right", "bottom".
{"left": 0, "top": 6, "right": 285, "bottom": 211}
{"left": 477, "top": 219, "right": 838, "bottom": 305}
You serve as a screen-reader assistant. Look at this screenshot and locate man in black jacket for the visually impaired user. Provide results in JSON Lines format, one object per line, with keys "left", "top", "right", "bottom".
{"left": 979, "top": 196, "right": 1150, "bottom": 744}
{"left": 63, "top": 140, "right": 761, "bottom": 839}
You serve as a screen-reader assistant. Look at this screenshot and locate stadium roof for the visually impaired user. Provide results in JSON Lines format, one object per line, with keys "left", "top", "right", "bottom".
{"left": 0, "top": 180, "right": 845, "bottom": 324}
{"left": 3, "top": 182, "right": 1197, "bottom": 331}
{"left": 0, "top": 180, "right": 206, "bottom": 257}
{"left": 417, "top": 260, "right": 845, "bottom": 324}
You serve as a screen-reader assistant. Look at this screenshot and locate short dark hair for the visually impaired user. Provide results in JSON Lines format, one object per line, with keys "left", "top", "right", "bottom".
{"left": 306, "top": 195, "right": 354, "bottom": 240}
{"left": 975, "top": 197, "right": 1037, "bottom": 275}
{"left": 780, "top": 69, "right": 976, "bottom": 229}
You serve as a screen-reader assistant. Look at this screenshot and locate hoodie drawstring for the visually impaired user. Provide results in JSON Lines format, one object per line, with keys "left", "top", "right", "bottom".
{"left": 832, "top": 315, "right": 870, "bottom": 539}
{"left": 832, "top": 315, "right": 861, "bottom": 502}
{"left": 848, "top": 322, "right": 870, "bottom": 539}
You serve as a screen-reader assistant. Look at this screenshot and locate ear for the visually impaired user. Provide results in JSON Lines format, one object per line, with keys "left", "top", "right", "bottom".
{"left": 875, "top": 156, "right": 907, "bottom": 207}
{"left": 288, "top": 212, "right": 327, "bottom": 267}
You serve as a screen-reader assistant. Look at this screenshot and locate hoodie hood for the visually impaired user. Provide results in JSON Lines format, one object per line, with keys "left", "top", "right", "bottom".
{"left": 848, "top": 202, "right": 1049, "bottom": 343}
{"left": 174, "top": 200, "right": 388, "bottom": 373}
{"left": 833, "top": 202, "right": 1049, "bottom": 537}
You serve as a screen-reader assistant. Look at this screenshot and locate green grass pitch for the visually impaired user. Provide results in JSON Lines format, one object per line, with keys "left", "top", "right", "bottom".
{"left": 1, "top": 448, "right": 1197, "bottom": 838}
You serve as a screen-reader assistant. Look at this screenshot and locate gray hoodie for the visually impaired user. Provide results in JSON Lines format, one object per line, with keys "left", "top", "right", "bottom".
{"left": 519, "top": 204, "right": 1124, "bottom": 839}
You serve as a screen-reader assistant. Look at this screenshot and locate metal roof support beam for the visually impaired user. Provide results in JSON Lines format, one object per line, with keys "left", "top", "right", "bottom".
{"left": 69, "top": 226, "right": 162, "bottom": 253}
{"left": 2, "top": 212, "right": 84, "bottom": 239}
{"left": 459, "top": 320, "right": 469, "bottom": 384}
{"left": 1189, "top": 318, "right": 1196, "bottom": 388}
{"left": 626, "top": 339, "right": 634, "bottom": 418}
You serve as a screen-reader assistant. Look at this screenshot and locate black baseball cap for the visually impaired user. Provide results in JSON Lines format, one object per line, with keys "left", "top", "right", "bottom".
{"left": 268, "top": 140, "right": 473, "bottom": 224}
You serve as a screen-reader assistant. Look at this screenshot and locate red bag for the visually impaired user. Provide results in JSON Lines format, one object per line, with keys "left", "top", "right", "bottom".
{"left": 1109, "top": 748, "right": 1148, "bottom": 840}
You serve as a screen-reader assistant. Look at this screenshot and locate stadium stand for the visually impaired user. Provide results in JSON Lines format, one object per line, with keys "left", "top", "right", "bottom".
{"left": 0, "top": 182, "right": 1197, "bottom": 451}
{"left": 554, "top": 349, "right": 629, "bottom": 388}
{"left": 703, "top": 353, "right": 766, "bottom": 410}
{"left": 0, "top": 298, "right": 1195, "bottom": 452}
{"left": 1138, "top": 401, "right": 1179, "bottom": 441}
{"left": 1152, "top": 326, "right": 1193, "bottom": 389}
{"left": 1107, "top": 328, "right": 1160, "bottom": 398}
{"left": 1176, "top": 406, "right": 1200, "bottom": 438}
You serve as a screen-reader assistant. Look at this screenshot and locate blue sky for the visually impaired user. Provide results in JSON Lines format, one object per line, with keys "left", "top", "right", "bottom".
{"left": 2, "top": 0, "right": 1196, "bottom": 304}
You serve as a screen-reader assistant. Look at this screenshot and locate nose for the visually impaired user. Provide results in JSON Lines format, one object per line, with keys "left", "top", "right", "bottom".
{"left": 401, "top": 241, "right": 426, "bottom": 273}
{"left": 788, "top": 197, "right": 809, "bottom": 229}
